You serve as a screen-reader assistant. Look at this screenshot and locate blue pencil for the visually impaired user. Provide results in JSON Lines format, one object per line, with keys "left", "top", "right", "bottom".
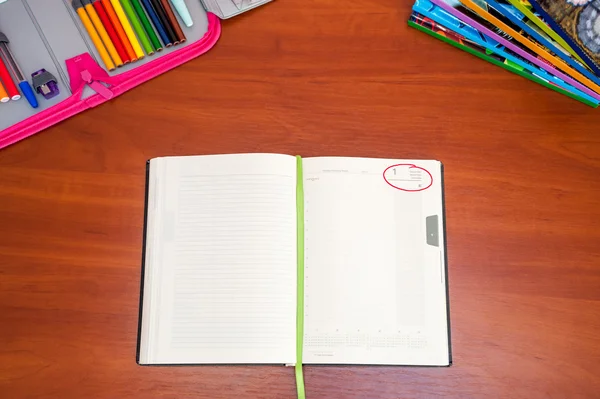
{"left": 140, "top": 0, "right": 172, "bottom": 46}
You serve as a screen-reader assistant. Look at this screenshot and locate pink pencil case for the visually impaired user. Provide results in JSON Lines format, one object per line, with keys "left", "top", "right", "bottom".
{"left": 0, "top": 0, "right": 271, "bottom": 149}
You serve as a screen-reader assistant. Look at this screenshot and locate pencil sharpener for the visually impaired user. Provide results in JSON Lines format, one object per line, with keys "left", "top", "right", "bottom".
{"left": 31, "top": 69, "right": 59, "bottom": 100}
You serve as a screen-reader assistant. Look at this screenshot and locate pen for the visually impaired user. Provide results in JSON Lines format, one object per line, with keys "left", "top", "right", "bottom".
{"left": 0, "top": 32, "right": 37, "bottom": 107}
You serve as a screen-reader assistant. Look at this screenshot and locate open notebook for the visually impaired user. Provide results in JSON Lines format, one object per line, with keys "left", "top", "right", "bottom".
{"left": 137, "top": 154, "right": 451, "bottom": 392}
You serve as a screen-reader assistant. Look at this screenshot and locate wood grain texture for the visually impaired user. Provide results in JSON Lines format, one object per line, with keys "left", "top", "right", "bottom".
{"left": 1, "top": 0, "right": 600, "bottom": 397}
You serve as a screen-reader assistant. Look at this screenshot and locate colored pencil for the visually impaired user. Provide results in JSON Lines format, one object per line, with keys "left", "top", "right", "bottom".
{"left": 102, "top": 0, "right": 138, "bottom": 61}
{"left": 159, "top": 0, "right": 186, "bottom": 43}
{"left": 117, "top": 0, "right": 154, "bottom": 56}
{"left": 0, "top": 56, "right": 19, "bottom": 100}
{"left": 72, "top": 0, "right": 116, "bottom": 71}
{"left": 92, "top": 0, "right": 131, "bottom": 63}
{"left": 149, "top": 0, "right": 178, "bottom": 45}
{"left": 130, "top": 0, "right": 163, "bottom": 51}
{"left": 0, "top": 80, "right": 10, "bottom": 103}
{"left": 82, "top": 0, "right": 124, "bottom": 67}
{"left": 140, "top": 0, "right": 172, "bottom": 47}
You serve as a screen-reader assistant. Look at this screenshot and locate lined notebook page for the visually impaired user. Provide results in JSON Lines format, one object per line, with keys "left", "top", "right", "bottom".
{"left": 140, "top": 154, "right": 297, "bottom": 364}
{"left": 301, "top": 157, "right": 449, "bottom": 366}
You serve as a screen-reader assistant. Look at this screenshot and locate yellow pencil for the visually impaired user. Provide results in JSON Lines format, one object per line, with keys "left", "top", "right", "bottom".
{"left": 110, "top": 0, "right": 145, "bottom": 59}
{"left": 83, "top": 0, "right": 124, "bottom": 67}
{"left": 72, "top": 0, "right": 116, "bottom": 71}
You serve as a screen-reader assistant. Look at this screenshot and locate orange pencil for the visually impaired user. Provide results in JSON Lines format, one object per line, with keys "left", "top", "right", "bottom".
{"left": 72, "top": 0, "right": 116, "bottom": 71}
{"left": 101, "top": 0, "right": 138, "bottom": 62}
{"left": 0, "top": 80, "right": 9, "bottom": 103}
{"left": 82, "top": 0, "right": 124, "bottom": 67}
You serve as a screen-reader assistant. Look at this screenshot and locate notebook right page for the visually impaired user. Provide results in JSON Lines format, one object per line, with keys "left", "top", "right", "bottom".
{"left": 302, "top": 157, "right": 450, "bottom": 366}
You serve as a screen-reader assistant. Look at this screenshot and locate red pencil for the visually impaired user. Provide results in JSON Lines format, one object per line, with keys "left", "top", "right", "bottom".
{"left": 92, "top": 0, "right": 131, "bottom": 64}
{"left": 0, "top": 55, "right": 20, "bottom": 100}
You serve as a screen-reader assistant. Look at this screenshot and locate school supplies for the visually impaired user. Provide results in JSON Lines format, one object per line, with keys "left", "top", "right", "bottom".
{"left": 138, "top": 154, "right": 451, "bottom": 399}
{"left": 529, "top": 0, "right": 600, "bottom": 75}
{"left": 151, "top": 0, "right": 179, "bottom": 44}
{"left": 0, "top": 53, "right": 19, "bottom": 100}
{"left": 32, "top": 69, "right": 60, "bottom": 100}
{"left": 480, "top": 0, "right": 590, "bottom": 68}
{"left": 505, "top": 0, "right": 583, "bottom": 65}
{"left": 73, "top": 0, "right": 116, "bottom": 70}
{"left": 160, "top": 0, "right": 187, "bottom": 43}
{"left": 140, "top": 0, "right": 173, "bottom": 46}
{"left": 170, "top": 0, "right": 193, "bottom": 27}
{"left": 409, "top": 11, "right": 598, "bottom": 106}
{"left": 92, "top": 0, "right": 130, "bottom": 64}
{"left": 409, "top": 0, "right": 600, "bottom": 105}
{"left": 427, "top": 0, "right": 600, "bottom": 100}
{"left": 130, "top": 0, "right": 163, "bottom": 51}
{"left": 101, "top": 0, "right": 138, "bottom": 62}
{"left": 75, "top": 0, "right": 245, "bottom": 58}
{"left": 458, "top": 0, "right": 600, "bottom": 87}
{"left": 0, "top": 81, "right": 9, "bottom": 103}
{"left": 109, "top": 0, "right": 145, "bottom": 59}
{"left": 83, "top": 0, "right": 124, "bottom": 66}
{"left": 0, "top": 0, "right": 273, "bottom": 148}
{"left": 0, "top": 32, "right": 37, "bottom": 108}
{"left": 119, "top": 0, "right": 155, "bottom": 55}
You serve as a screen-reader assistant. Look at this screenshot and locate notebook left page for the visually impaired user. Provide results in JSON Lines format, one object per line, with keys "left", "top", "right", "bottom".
{"left": 138, "top": 154, "right": 297, "bottom": 364}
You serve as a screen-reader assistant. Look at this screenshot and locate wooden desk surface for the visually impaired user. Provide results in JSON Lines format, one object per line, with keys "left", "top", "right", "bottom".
{"left": 1, "top": 0, "right": 600, "bottom": 397}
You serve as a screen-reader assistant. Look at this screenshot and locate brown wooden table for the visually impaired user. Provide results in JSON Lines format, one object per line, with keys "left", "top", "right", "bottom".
{"left": 1, "top": 0, "right": 600, "bottom": 397}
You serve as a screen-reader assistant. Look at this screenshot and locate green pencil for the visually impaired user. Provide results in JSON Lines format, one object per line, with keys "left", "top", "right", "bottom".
{"left": 129, "top": 0, "right": 162, "bottom": 52}
{"left": 119, "top": 0, "right": 155, "bottom": 55}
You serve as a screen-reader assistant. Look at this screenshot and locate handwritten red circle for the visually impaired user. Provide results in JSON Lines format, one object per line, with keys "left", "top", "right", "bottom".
{"left": 382, "top": 164, "right": 433, "bottom": 192}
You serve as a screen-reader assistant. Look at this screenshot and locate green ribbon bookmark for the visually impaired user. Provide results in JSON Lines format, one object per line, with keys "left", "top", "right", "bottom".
{"left": 295, "top": 155, "right": 306, "bottom": 399}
